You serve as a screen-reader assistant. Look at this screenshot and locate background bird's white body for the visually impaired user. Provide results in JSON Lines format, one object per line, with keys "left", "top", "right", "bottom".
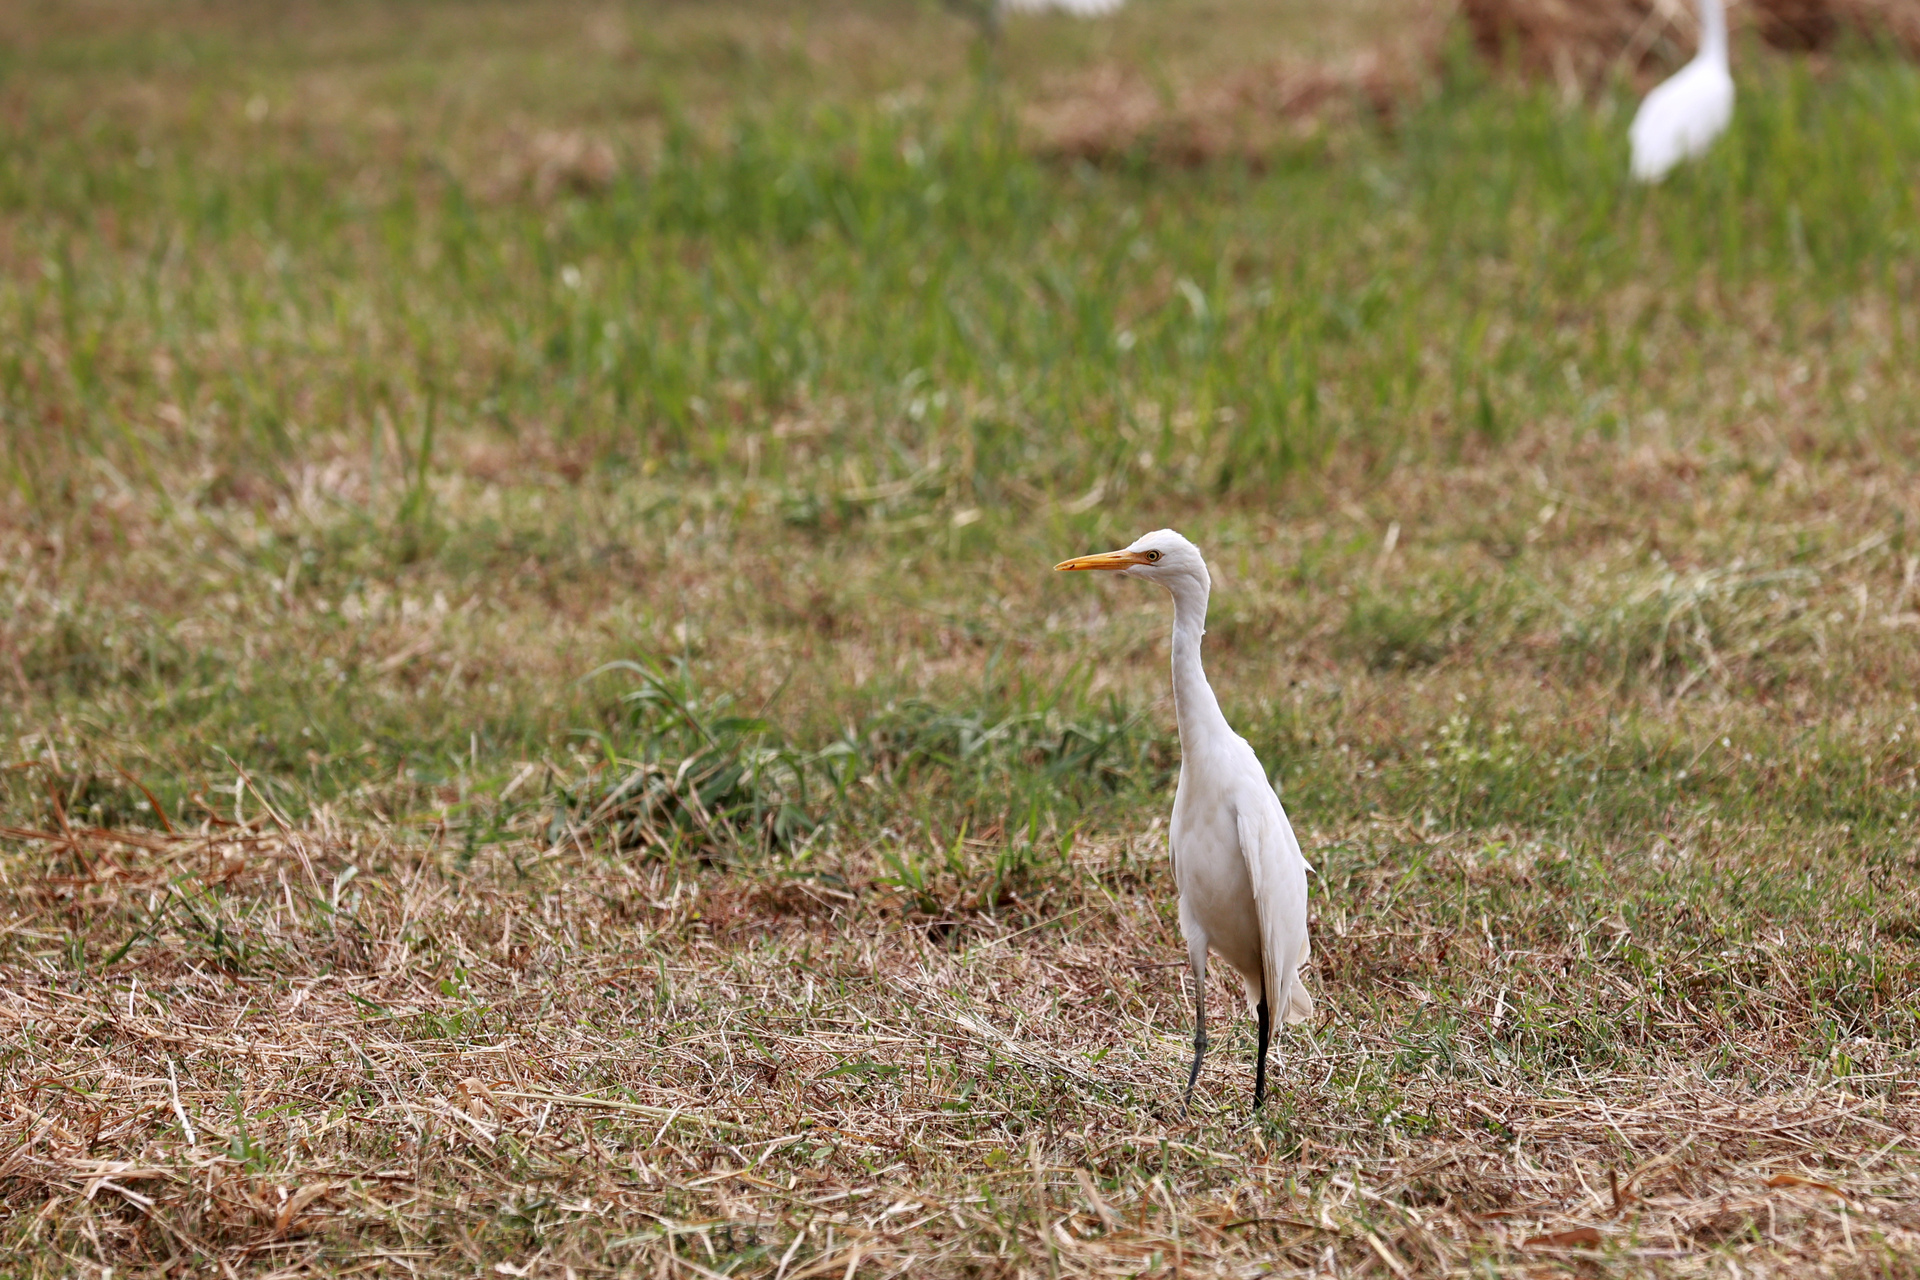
{"left": 1000, "top": 0, "right": 1125, "bottom": 15}
{"left": 943, "top": 0, "right": 1123, "bottom": 46}
{"left": 1629, "top": 0, "right": 1734, "bottom": 182}
{"left": 1057, "top": 529, "right": 1310, "bottom": 1107}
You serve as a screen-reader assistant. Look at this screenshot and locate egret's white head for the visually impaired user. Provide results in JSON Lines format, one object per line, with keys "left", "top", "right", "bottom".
{"left": 1055, "top": 528, "right": 1210, "bottom": 594}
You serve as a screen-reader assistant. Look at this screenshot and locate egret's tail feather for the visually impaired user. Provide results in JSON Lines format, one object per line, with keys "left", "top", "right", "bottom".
{"left": 1283, "top": 935, "right": 1313, "bottom": 1024}
{"left": 1283, "top": 971, "right": 1313, "bottom": 1024}
{"left": 1249, "top": 945, "right": 1314, "bottom": 1024}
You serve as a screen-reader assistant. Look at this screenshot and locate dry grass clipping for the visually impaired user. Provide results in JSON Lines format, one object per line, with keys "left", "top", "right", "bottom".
{"left": 481, "top": 128, "right": 620, "bottom": 203}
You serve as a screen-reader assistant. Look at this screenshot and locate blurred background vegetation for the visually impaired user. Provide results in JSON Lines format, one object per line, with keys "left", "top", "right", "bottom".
{"left": 1, "top": 0, "right": 1917, "bottom": 892}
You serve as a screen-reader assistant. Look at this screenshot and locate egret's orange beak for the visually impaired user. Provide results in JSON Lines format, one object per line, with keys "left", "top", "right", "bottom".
{"left": 1055, "top": 549, "right": 1149, "bottom": 572}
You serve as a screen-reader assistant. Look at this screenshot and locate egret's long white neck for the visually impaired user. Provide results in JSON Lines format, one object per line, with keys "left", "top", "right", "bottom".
{"left": 1165, "top": 573, "right": 1230, "bottom": 752}
{"left": 1698, "top": 0, "right": 1728, "bottom": 65}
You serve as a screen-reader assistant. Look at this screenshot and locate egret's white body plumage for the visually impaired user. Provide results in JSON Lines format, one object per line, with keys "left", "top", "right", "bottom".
{"left": 1057, "top": 530, "right": 1310, "bottom": 1108}
{"left": 1629, "top": 0, "right": 1734, "bottom": 183}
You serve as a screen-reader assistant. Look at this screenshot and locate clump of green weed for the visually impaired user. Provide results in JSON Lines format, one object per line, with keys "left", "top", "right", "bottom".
{"left": 564, "top": 661, "right": 822, "bottom": 864}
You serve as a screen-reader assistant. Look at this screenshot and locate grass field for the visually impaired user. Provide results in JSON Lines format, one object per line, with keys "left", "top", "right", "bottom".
{"left": 5, "top": 1, "right": 1920, "bottom": 1274}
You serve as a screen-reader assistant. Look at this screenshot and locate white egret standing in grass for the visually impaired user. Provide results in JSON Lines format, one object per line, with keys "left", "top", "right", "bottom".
{"left": 1057, "top": 530, "right": 1312, "bottom": 1109}
{"left": 1629, "top": 0, "right": 1734, "bottom": 182}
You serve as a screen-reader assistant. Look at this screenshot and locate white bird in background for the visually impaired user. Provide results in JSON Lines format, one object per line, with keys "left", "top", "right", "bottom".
{"left": 1000, "top": 0, "right": 1125, "bottom": 15}
{"left": 1629, "top": 0, "right": 1735, "bottom": 182}
{"left": 1057, "top": 531, "right": 1312, "bottom": 1109}
{"left": 943, "top": 0, "right": 1125, "bottom": 44}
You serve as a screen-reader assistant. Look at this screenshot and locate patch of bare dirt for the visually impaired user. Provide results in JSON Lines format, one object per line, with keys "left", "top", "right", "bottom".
{"left": 1024, "top": 38, "right": 1441, "bottom": 165}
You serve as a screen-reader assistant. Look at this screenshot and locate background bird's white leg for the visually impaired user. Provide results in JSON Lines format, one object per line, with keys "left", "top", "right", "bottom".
{"left": 1180, "top": 911, "right": 1208, "bottom": 1110}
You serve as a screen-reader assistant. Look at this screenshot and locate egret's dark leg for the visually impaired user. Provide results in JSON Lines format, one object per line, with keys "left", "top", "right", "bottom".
{"left": 1252, "top": 996, "right": 1272, "bottom": 1111}
{"left": 1183, "top": 948, "right": 1208, "bottom": 1111}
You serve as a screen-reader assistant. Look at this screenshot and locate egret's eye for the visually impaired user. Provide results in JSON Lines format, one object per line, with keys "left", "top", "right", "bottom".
{"left": 1144, "top": 550, "right": 1161, "bottom": 562}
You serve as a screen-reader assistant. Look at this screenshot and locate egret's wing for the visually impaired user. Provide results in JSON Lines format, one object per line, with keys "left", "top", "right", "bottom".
{"left": 1236, "top": 795, "right": 1313, "bottom": 1025}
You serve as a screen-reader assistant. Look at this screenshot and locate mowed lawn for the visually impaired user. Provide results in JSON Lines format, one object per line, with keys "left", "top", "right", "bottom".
{"left": 4, "top": 1, "right": 1920, "bottom": 1274}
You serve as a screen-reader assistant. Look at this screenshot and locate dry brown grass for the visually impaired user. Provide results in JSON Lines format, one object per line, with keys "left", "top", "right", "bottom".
{"left": 15, "top": 403, "right": 1920, "bottom": 1271}
{"left": 7, "top": 0, "right": 1920, "bottom": 1273}
{"left": 1021, "top": 43, "right": 1437, "bottom": 166}
{"left": 5, "top": 805, "right": 1920, "bottom": 1275}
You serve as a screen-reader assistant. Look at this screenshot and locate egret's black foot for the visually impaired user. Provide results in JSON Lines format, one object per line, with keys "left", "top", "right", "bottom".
{"left": 1252, "top": 997, "right": 1272, "bottom": 1111}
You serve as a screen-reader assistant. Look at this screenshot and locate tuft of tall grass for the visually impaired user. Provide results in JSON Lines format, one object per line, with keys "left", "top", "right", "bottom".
{"left": 559, "top": 661, "right": 1152, "bottom": 878}
{"left": 566, "top": 660, "right": 821, "bottom": 863}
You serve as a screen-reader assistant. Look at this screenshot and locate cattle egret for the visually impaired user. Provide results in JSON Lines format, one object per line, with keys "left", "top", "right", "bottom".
{"left": 1057, "top": 530, "right": 1312, "bottom": 1109}
{"left": 1629, "top": 0, "right": 1734, "bottom": 182}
